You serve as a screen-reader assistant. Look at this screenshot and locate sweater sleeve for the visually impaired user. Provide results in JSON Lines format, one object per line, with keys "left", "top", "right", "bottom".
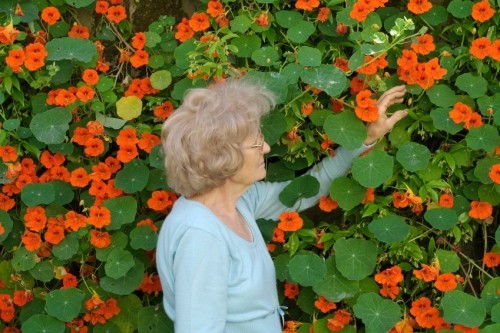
{"left": 173, "top": 228, "right": 230, "bottom": 333}
{"left": 244, "top": 144, "right": 372, "bottom": 221}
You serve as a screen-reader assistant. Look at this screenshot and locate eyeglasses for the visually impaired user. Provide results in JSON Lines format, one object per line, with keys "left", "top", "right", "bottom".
{"left": 243, "top": 132, "right": 265, "bottom": 150}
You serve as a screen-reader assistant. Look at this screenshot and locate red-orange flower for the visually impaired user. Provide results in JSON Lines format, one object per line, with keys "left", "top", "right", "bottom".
{"left": 116, "top": 143, "right": 138, "bottom": 163}
{"left": 21, "top": 230, "right": 42, "bottom": 251}
{"left": 138, "top": 132, "right": 160, "bottom": 153}
{"left": 327, "top": 309, "right": 352, "bottom": 332}
{"left": 64, "top": 210, "right": 87, "bottom": 232}
{"left": 147, "top": 190, "right": 177, "bottom": 212}
{"left": 314, "top": 296, "right": 336, "bottom": 313}
{"left": 449, "top": 102, "right": 473, "bottom": 124}
{"left": 350, "top": 2, "right": 371, "bottom": 21}
{"left": 410, "top": 297, "right": 432, "bottom": 317}
{"left": 488, "top": 39, "right": 500, "bottom": 61}
{"left": 355, "top": 104, "right": 379, "bottom": 122}
{"left": 407, "top": 0, "right": 432, "bottom": 15}
{"left": 154, "top": 100, "right": 175, "bottom": 120}
{"left": 255, "top": 12, "right": 269, "bottom": 27}
{"left": 0, "top": 146, "right": 18, "bottom": 162}
{"left": 295, "top": 0, "right": 320, "bottom": 12}
{"left": 434, "top": 273, "right": 457, "bottom": 292}
{"left": 44, "top": 225, "right": 65, "bottom": 245}
{"left": 82, "top": 68, "right": 99, "bottom": 85}
{"left": 318, "top": 196, "right": 338, "bottom": 212}
{"left": 424, "top": 58, "right": 447, "bottom": 80}
{"left": 0, "top": 22, "right": 20, "bottom": 44}
{"left": 411, "top": 34, "right": 435, "bottom": 55}
{"left": 277, "top": 211, "right": 303, "bottom": 232}
{"left": 24, "top": 206, "right": 47, "bottom": 232}
{"left": 106, "top": 5, "right": 127, "bottom": 24}
{"left": 439, "top": 193, "right": 454, "bottom": 208}
{"left": 375, "top": 266, "right": 404, "bottom": 286}
{"left": 397, "top": 50, "right": 418, "bottom": 69}
{"left": 130, "top": 49, "right": 149, "bottom": 68}
{"left": 175, "top": 18, "right": 195, "bottom": 42}
{"left": 415, "top": 307, "right": 440, "bottom": 328}
{"left": 0, "top": 193, "right": 15, "bottom": 211}
{"left": 131, "top": 32, "right": 146, "bottom": 50}
{"left": 89, "top": 229, "right": 111, "bottom": 248}
{"left": 413, "top": 263, "right": 439, "bottom": 282}
{"left": 317, "top": 7, "right": 331, "bottom": 22}
{"left": 489, "top": 164, "right": 500, "bottom": 184}
{"left": 469, "top": 201, "right": 493, "bottom": 219}
{"left": 87, "top": 206, "right": 111, "bottom": 228}
{"left": 84, "top": 138, "right": 105, "bottom": 157}
{"left": 483, "top": 252, "right": 500, "bottom": 268}
{"left": 68, "top": 24, "right": 90, "bottom": 39}
{"left": 284, "top": 282, "right": 299, "bottom": 299}
{"left": 138, "top": 273, "right": 162, "bottom": 294}
{"left": 470, "top": 37, "right": 491, "bottom": 59}
{"left": 41, "top": 6, "right": 61, "bottom": 26}
{"left": 76, "top": 86, "right": 95, "bottom": 102}
{"left": 464, "top": 112, "right": 483, "bottom": 130}
{"left": 95, "top": 1, "right": 109, "bottom": 14}
{"left": 5, "top": 49, "right": 25, "bottom": 70}
{"left": 207, "top": 0, "right": 224, "bottom": 18}
{"left": 13, "top": 290, "right": 32, "bottom": 307}
{"left": 188, "top": 12, "right": 210, "bottom": 32}
{"left": 471, "top": 0, "right": 495, "bottom": 22}
{"left": 62, "top": 273, "right": 78, "bottom": 288}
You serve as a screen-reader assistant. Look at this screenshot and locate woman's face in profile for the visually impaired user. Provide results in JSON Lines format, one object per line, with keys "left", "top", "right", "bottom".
{"left": 229, "top": 131, "right": 270, "bottom": 186}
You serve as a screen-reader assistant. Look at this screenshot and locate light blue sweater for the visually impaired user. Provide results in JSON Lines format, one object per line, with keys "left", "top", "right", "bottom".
{"left": 156, "top": 145, "right": 370, "bottom": 332}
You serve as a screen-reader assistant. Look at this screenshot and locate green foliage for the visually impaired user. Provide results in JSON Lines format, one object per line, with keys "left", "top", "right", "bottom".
{"left": 0, "top": 0, "right": 498, "bottom": 332}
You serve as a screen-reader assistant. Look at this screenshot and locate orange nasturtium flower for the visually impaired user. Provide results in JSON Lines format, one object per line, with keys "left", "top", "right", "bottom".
{"left": 21, "top": 230, "right": 42, "bottom": 251}
{"left": 284, "top": 282, "right": 299, "bottom": 299}
{"left": 407, "top": 0, "right": 432, "bottom": 15}
{"left": 106, "top": 5, "right": 127, "bottom": 24}
{"left": 129, "top": 49, "right": 149, "bottom": 68}
{"left": 76, "top": 86, "right": 95, "bottom": 102}
{"left": 68, "top": 24, "right": 90, "bottom": 39}
{"left": 40, "top": 6, "right": 61, "bottom": 26}
{"left": 424, "top": 58, "right": 447, "bottom": 80}
{"left": 410, "top": 34, "right": 435, "bottom": 55}
{"left": 131, "top": 32, "right": 146, "bottom": 49}
{"left": 5, "top": 49, "right": 26, "bottom": 71}
{"left": 314, "top": 296, "right": 337, "bottom": 313}
{"left": 116, "top": 143, "right": 138, "bottom": 163}
{"left": 188, "top": 12, "right": 210, "bottom": 32}
{"left": 327, "top": 309, "right": 353, "bottom": 332}
{"left": 82, "top": 68, "right": 99, "bottom": 85}
{"left": 117, "top": 128, "right": 139, "bottom": 146}
{"left": 410, "top": 296, "right": 432, "bottom": 317}
{"left": 434, "top": 273, "right": 458, "bottom": 292}
{"left": 64, "top": 210, "right": 87, "bottom": 232}
{"left": 449, "top": 102, "right": 473, "bottom": 124}
{"left": 489, "top": 164, "right": 500, "bottom": 184}
{"left": 415, "top": 307, "right": 440, "bottom": 329}
{"left": 0, "top": 146, "right": 18, "bottom": 162}
{"left": 413, "top": 263, "right": 439, "bottom": 282}
{"left": 0, "top": 22, "right": 21, "bottom": 44}
{"left": 471, "top": 0, "right": 495, "bottom": 22}
{"left": 89, "top": 229, "right": 111, "bottom": 249}
{"left": 470, "top": 37, "right": 491, "bottom": 59}
{"left": 24, "top": 206, "right": 47, "bottom": 232}
{"left": 87, "top": 206, "right": 111, "bottom": 228}
{"left": 147, "top": 190, "right": 177, "bottom": 212}
{"left": 317, "top": 7, "right": 331, "bottom": 22}
{"left": 318, "top": 196, "right": 338, "bottom": 212}
{"left": 175, "top": 18, "right": 195, "bottom": 42}
{"left": 44, "top": 225, "right": 65, "bottom": 245}
{"left": 154, "top": 100, "right": 175, "bottom": 120}
{"left": 438, "top": 193, "right": 454, "bottom": 208}
{"left": 469, "top": 201, "right": 493, "bottom": 219}
{"left": 350, "top": 2, "right": 371, "bottom": 22}
{"left": 207, "top": 0, "right": 224, "bottom": 18}
{"left": 84, "top": 138, "right": 105, "bottom": 157}
{"left": 295, "top": 0, "right": 320, "bottom": 12}
{"left": 483, "top": 252, "right": 500, "bottom": 268}
{"left": 138, "top": 132, "right": 160, "bottom": 153}
{"left": 277, "top": 211, "right": 303, "bottom": 232}
{"left": 489, "top": 39, "right": 500, "bottom": 61}
{"left": 95, "top": 0, "right": 109, "bottom": 14}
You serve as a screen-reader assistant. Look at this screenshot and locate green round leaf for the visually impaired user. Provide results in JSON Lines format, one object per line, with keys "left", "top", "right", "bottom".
{"left": 477, "top": 94, "right": 500, "bottom": 116}
{"left": 296, "top": 47, "right": 322, "bottom": 67}
{"left": 496, "top": 226, "right": 500, "bottom": 246}
{"left": 266, "top": 161, "right": 295, "bottom": 182}
{"left": 447, "top": 0, "right": 473, "bottom": 18}
{"left": 335, "top": 238, "right": 378, "bottom": 280}
{"left": 29, "top": 260, "right": 54, "bottom": 283}
{"left": 353, "top": 292, "right": 401, "bottom": 333}
{"left": 64, "top": 0, "right": 95, "bottom": 8}
{"left": 274, "top": 253, "right": 291, "bottom": 282}
{"left": 368, "top": 215, "right": 409, "bottom": 243}
{"left": 116, "top": 96, "right": 143, "bottom": 121}
{"left": 301, "top": 65, "right": 348, "bottom": 98}
{"left": 430, "top": 108, "right": 463, "bottom": 134}
{"left": 231, "top": 35, "right": 261, "bottom": 58}
{"left": 481, "top": 324, "right": 500, "bottom": 333}
{"left": 465, "top": 125, "right": 499, "bottom": 152}
{"left": 287, "top": 20, "right": 315, "bottom": 44}
{"left": 288, "top": 252, "right": 327, "bottom": 286}
{"left": 352, "top": 150, "right": 394, "bottom": 187}
{"left": 96, "top": 75, "right": 115, "bottom": 92}
{"left": 426, "top": 84, "right": 457, "bottom": 108}
{"left": 481, "top": 278, "right": 500, "bottom": 312}
{"left": 396, "top": 141, "right": 431, "bottom": 172}
{"left": 275, "top": 10, "right": 303, "bottom": 28}
{"left": 244, "top": 71, "right": 289, "bottom": 105}
{"left": 112, "top": 295, "right": 143, "bottom": 332}
{"left": 45, "top": 288, "right": 85, "bottom": 322}
{"left": 230, "top": 15, "right": 252, "bottom": 33}
{"left": 436, "top": 249, "right": 460, "bottom": 273}
{"left": 21, "top": 314, "right": 65, "bottom": 333}
{"left": 478, "top": 183, "right": 500, "bottom": 206}
{"left": 421, "top": 5, "right": 448, "bottom": 25}
{"left": 105, "top": 248, "right": 135, "bottom": 279}
{"left": 52, "top": 233, "right": 79, "bottom": 260}
{"left": 130, "top": 225, "right": 158, "bottom": 251}
{"left": 3, "top": 118, "right": 21, "bottom": 131}
{"left": 324, "top": 112, "right": 367, "bottom": 151}
{"left": 101, "top": 258, "right": 144, "bottom": 295}
{"left": 96, "top": 231, "right": 129, "bottom": 262}
{"left": 150, "top": 70, "right": 172, "bottom": 90}
{"left": 313, "top": 257, "right": 359, "bottom": 302}
{"left": 174, "top": 39, "right": 196, "bottom": 70}
{"left": 492, "top": 303, "right": 500, "bottom": 323}
{"left": 29, "top": 108, "right": 72, "bottom": 144}
{"left": 50, "top": 180, "right": 74, "bottom": 206}
{"left": 424, "top": 208, "right": 458, "bottom": 230}
{"left": 115, "top": 159, "right": 150, "bottom": 193}
{"left": 0, "top": 210, "right": 14, "bottom": 243}
{"left": 149, "top": 145, "right": 165, "bottom": 170}
{"left": 144, "top": 31, "right": 161, "bottom": 48}
{"left": 46, "top": 37, "right": 99, "bottom": 63}
{"left": 103, "top": 196, "right": 138, "bottom": 230}
{"left": 474, "top": 157, "right": 499, "bottom": 184}
{"left": 455, "top": 73, "right": 488, "bottom": 98}
{"left": 279, "top": 175, "right": 320, "bottom": 208}
{"left": 251, "top": 46, "right": 280, "bottom": 67}
{"left": 442, "top": 290, "right": 486, "bottom": 327}
{"left": 138, "top": 306, "right": 174, "bottom": 333}
{"left": 309, "top": 109, "right": 332, "bottom": 127}
{"left": 94, "top": 322, "right": 121, "bottom": 333}
{"left": 330, "top": 177, "right": 366, "bottom": 211}
{"left": 21, "top": 182, "right": 56, "bottom": 207}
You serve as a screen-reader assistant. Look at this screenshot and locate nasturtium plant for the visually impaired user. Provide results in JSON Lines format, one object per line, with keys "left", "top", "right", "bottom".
{"left": 0, "top": 0, "right": 498, "bottom": 332}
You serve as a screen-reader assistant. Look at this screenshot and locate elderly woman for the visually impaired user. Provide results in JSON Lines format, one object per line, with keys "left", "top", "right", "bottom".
{"left": 156, "top": 78, "right": 407, "bottom": 332}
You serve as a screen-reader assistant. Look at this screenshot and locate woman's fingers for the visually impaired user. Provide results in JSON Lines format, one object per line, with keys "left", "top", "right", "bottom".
{"left": 376, "top": 85, "right": 406, "bottom": 112}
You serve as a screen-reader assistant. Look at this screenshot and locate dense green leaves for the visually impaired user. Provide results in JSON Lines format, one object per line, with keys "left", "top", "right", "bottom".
{"left": 368, "top": 215, "right": 409, "bottom": 243}
{"left": 29, "top": 108, "right": 72, "bottom": 144}
{"left": 279, "top": 175, "right": 320, "bottom": 207}
{"left": 335, "top": 238, "right": 378, "bottom": 280}
{"left": 45, "top": 288, "right": 85, "bottom": 322}
{"left": 324, "top": 112, "right": 367, "bottom": 151}
{"left": 353, "top": 293, "right": 401, "bottom": 333}
{"left": 352, "top": 149, "right": 394, "bottom": 187}
{"left": 330, "top": 177, "right": 366, "bottom": 211}
{"left": 46, "top": 37, "right": 98, "bottom": 62}
{"left": 424, "top": 208, "right": 458, "bottom": 230}
{"left": 289, "top": 252, "right": 326, "bottom": 286}
{"left": 441, "top": 290, "right": 486, "bottom": 327}
{"left": 301, "top": 65, "right": 348, "bottom": 98}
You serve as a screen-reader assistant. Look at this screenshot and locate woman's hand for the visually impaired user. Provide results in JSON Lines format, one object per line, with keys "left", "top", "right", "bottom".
{"left": 364, "top": 85, "right": 408, "bottom": 145}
